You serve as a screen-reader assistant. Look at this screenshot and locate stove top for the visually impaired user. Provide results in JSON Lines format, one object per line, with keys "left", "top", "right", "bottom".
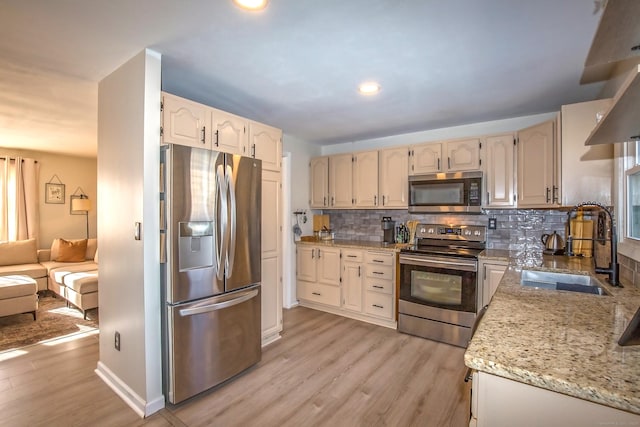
{"left": 401, "top": 223, "right": 486, "bottom": 258}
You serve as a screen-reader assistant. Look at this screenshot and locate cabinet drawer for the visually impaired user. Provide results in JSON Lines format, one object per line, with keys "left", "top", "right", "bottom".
{"left": 342, "top": 249, "right": 363, "bottom": 262}
{"left": 365, "top": 251, "right": 395, "bottom": 266}
{"left": 365, "top": 279, "right": 393, "bottom": 295}
{"left": 365, "top": 265, "right": 393, "bottom": 281}
{"left": 364, "top": 292, "right": 393, "bottom": 319}
{"left": 298, "top": 281, "right": 340, "bottom": 307}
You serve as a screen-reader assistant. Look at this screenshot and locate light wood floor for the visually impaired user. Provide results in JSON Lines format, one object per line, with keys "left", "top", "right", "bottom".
{"left": 0, "top": 307, "right": 470, "bottom": 427}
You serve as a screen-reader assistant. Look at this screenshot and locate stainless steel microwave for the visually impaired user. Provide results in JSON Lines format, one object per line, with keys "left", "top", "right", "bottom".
{"left": 408, "top": 171, "right": 483, "bottom": 213}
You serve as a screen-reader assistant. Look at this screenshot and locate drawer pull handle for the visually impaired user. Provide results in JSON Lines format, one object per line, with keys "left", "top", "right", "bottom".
{"left": 347, "top": 255, "right": 357, "bottom": 258}
{"left": 373, "top": 272, "right": 384, "bottom": 275}
{"left": 312, "top": 292, "right": 321, "bottom": 296}
{"left": 373, "top": 304, "right": 384, "bottom": 309}
{"left": 373, "top": 285, "right": 384, "bottom": 289}
{"left": 373, "top": 259, "right": 384, "bottom": 263}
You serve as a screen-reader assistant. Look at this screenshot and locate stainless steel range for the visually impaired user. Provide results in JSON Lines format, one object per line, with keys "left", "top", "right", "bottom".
{"left": 398, "top": 224, "right": 486, "bottom": 348}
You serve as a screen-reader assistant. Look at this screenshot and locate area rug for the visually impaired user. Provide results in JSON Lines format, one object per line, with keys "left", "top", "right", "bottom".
{"left": 0, "top": 293, "right": 99, "bottom": 352}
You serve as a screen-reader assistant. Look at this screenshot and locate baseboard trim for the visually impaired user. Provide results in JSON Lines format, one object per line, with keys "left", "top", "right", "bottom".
{"left": 95, "top": 361, "right": 165, "bottom": 418}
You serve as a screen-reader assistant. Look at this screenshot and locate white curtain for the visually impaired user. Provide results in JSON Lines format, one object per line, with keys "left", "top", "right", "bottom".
{"left": 0, "top": 157, "right": 40, "bottom": 242}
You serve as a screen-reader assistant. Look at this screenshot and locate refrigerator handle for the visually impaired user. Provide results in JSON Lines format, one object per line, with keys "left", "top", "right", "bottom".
{"left": 225, "top": 164, "right": 237, "bottom": 278}
{"left": 216, "top": 164, "right": 228, "bottom": 281}
{"left": 178, "top": 287, "right": 259, "bottom": 317}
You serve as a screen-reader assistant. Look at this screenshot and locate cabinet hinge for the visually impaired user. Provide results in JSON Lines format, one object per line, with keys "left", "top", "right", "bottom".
{"left": 340, "top": 252, "right": 342, "bottom": 258}
{"left": 479, "top": 141, "right": 482, "bottom": 149}
{"left": 340, "top": 277, "right": 342, "bottom": 283}
{"left": 352, "top": 156, "right": 355, "bottom": 162}
{"left": 160, "top": 101, "right": 164, "bottom": 112}
{"left": 479, "top": 158, "right": 482, "bottom": 166}
{"left": 160, "top": 126, "right": 164, "bottom": 136}
{"left": 513, "top": 194, "right": 517, "bottom": 202}
{"left": 514, "top": 138, "right": 517, "bottom": 145}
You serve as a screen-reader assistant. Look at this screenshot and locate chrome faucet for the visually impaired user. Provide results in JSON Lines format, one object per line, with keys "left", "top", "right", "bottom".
{"left": 566, "top": 202, "right": 621, "bottom": 287}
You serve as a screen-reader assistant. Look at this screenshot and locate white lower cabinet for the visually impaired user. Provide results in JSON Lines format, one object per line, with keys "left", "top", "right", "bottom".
{"left": 296, "top": 244, "right": 397, "bottom": 328}
{"left": 478, "top": 260, "right": 507, "bottom": 309}
{"left": 471, "top": 371, "right": 640, "bottom": 427}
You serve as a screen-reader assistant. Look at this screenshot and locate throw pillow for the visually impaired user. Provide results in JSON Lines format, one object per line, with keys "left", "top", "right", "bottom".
{"left": 0, "top": 238, "right": 38, "bottom": 266}
{"left": 56, "top": 239, "right": 88, "bottom": 262}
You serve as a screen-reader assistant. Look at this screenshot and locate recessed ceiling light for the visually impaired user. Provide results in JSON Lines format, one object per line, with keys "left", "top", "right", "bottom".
{"left": 358, "top": 82, "right": 381, "bottom": 95}
{"left": 233, "top": 0, "right": 268, "bottom": 11}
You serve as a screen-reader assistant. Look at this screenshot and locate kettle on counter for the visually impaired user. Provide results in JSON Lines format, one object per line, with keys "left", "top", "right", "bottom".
{"left": 541, "top": 231, "right": 564, "bottom": 255}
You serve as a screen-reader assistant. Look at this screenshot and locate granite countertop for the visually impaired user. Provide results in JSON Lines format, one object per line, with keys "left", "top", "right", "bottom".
{"left": 295, "top": 238, "right": 409, "bottom": 252}
{"left": 465, "top": 255, "right": 640, "bottom": 415}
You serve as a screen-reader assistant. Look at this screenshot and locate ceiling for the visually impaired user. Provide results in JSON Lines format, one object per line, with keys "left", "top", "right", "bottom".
{"left": 0, "top": 0, "right": 606, "bottom": 158}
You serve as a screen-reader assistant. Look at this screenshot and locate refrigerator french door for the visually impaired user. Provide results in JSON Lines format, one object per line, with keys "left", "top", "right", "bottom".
{"left": 161, "top": 144, "right": 262, "bottom": 404}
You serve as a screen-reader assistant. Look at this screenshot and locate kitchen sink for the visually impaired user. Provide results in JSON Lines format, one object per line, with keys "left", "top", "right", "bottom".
{"left": 520, "top": 270, "right": 611, "bottom": 296}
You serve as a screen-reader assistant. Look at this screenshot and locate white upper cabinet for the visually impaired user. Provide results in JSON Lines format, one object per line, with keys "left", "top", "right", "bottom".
{"left": 212, "top": 108, "right": 248, "bottom": 155}
{"left": 329, "top": 153, "right": 354, "bottom": 208}
{"left": 161, "top": 93, "right": 211, "bottom": 149}
{"left": 309, "top": 156, "right": 329, "bottom": 209}
{"left": 379, "top": 147, "right": 409, "bottom": 208}
{"left": 353, "top": 151, "right": 379, "bottom": 208}
{"left": 446, "top": 138, "right": 481, "bottom": 171}
{"left": 409, "top": 139, "right": 481, "bottom": 175}
{"left": 517, "top": 119, "right": 558, "bottom": 207}
{"left": 484, "top": 134, "right": 516, "bottom": 208}
{"left": 249, "top": 121, "right": 282, "bottom": 172}
{"left": 409, "top": 143, "right": 442, "bottom": 174}
{"left": 561, "top": 98, "right": 614, "bottom": 206}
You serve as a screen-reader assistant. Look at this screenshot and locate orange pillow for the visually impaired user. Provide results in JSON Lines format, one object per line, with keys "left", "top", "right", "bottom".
{"left": 56, "top": 239, "right": 88, "bottom": 262}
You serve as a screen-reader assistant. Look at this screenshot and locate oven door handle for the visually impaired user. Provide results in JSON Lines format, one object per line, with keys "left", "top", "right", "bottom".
{"left": 399, "top": 255, "right": 476, "bottom": 271}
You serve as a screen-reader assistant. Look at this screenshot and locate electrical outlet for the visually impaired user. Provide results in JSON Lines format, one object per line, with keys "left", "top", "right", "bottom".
{"left": 488, "top": 218, "right": 497, "bottom": 230}
{"left": 115, "top": 331, "right": 121, "bottom": 351}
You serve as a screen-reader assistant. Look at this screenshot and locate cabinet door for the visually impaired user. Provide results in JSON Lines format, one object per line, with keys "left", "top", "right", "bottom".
{"left": 353, "top": 151, "right": 379, "bottom": 207}
{"left": 212, "top": 109, "right": 248, "bottom": 155}
{"left": 446, "top": 138, "right": 481, "bottom": 171}
{"left": 342, "top": 261, "right": 363, "bottom": 313}
{"left": 261, "top": 170, "right": 281, "bottom": 341}
{"left": 561, "top": 99, "right": 614, "bottom": 206}
{"left": 317, "top": 247, "right": 341, "bottom": 286}
{"left": 517, "top": 119, "right": 556, "bottom": 207}
{"left": 410, "top": 142, "right": 442, "bottom": 174}
{"left": 309, "top": 157, "right": 329, "bottom": 208}
{"left": 249, "top": 122, "right": 282, "bottom": 172}
{"left": 484, "top": 134, "right": 516, "bottom": 208}
{"left": 296, "top": 246, "right": 316, "bottom": 282}
{"left": 379, "top": 147, "right": 409, "bottom": 208}
{"left": 329, "top": 154, "right": 354, "bottom": 208}
{"left": 481, "top": 263, "right": 507, "bottom": 308}
{"left": 161, "top": 93, "right": 211, "bottom": 149}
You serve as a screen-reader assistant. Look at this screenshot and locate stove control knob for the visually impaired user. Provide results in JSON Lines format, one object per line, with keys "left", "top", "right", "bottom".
{"left": 474, "top": 230, "right": 482, "bottom": 236}
{"left": 427, "top": 228, "right": 435, "bottom": 234}
{"left": 420, "top": 227, "right": 426, "bottom": 234}
{"left": 464, "top": 230, "right": 472, "bottom": 236}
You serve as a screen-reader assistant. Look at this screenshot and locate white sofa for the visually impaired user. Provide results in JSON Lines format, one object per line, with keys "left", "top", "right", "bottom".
{"left": 0, "top": 239, "right": 48, "bottom": 291}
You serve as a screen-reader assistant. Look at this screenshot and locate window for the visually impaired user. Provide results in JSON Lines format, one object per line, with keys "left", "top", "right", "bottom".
{"left": 623, "top": 141, "right": 640, "bottom": 241}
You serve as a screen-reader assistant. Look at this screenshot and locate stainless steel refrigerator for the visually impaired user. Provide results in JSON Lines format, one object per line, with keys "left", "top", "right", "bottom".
{"left": 160, "top": 144, "right": 262, "bottom": 404}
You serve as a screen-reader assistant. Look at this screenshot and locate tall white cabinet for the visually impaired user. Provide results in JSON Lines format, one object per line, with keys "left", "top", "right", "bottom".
{"left": 161, "top": 91, "right": 283, "bottom": 346}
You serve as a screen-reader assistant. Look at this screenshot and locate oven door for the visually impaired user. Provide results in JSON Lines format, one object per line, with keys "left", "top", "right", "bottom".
{"left": 399, "top": 254, "right": 477, "bottom": 313}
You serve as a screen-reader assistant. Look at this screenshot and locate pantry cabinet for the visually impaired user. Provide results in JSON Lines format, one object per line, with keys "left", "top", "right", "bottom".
{"left": 484, "top": 134, "right": 516, "bottom": 208}
{"left": 378, "top": 147, "right": 409, "bottom": 208}
{"left": 261, "top": 170, "right": 282, "bottom": 344}
{"left": 516, "top": 119, "right": 558, "bottom": 207}
{"left": 353, "top": 151, "right": 379, "bottom": 208}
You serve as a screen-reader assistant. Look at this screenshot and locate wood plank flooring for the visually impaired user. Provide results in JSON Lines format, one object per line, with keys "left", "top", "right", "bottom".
{"left": 0, "top": 307, "right": 470, "bottom": 427}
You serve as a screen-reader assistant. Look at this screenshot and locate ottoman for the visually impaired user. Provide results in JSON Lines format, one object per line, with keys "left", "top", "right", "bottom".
{"left": 63, "top": 270, "right": 98, "bottom": 320}
{"left": 0, "top": 275, "right": 38, "bottom": 320}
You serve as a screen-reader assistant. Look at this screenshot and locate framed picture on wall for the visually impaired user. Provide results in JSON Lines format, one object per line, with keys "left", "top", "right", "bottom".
{"left": 45, "top": 183, "right": 65, "bottom": 204}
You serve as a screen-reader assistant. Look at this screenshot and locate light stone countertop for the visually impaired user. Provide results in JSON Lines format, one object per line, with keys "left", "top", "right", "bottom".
{"left": 295, "top": 238, "right": 408, "bottom": 252}
{"left": 465, "top": 254, "right": 640, "bottom": 415}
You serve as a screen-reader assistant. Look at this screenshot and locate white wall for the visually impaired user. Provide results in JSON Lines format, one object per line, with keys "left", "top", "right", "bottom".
{"left": 321, "top": 112, "right": 558, "bottom": 155}
{"left": 96, "top": 49, "right": 163, "bottom": 417}
{"left": 282, "top": 134, "right": 320, "bottom": 307}
{"left": 0, "top": 147, "right": 97, "bottom": 248}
